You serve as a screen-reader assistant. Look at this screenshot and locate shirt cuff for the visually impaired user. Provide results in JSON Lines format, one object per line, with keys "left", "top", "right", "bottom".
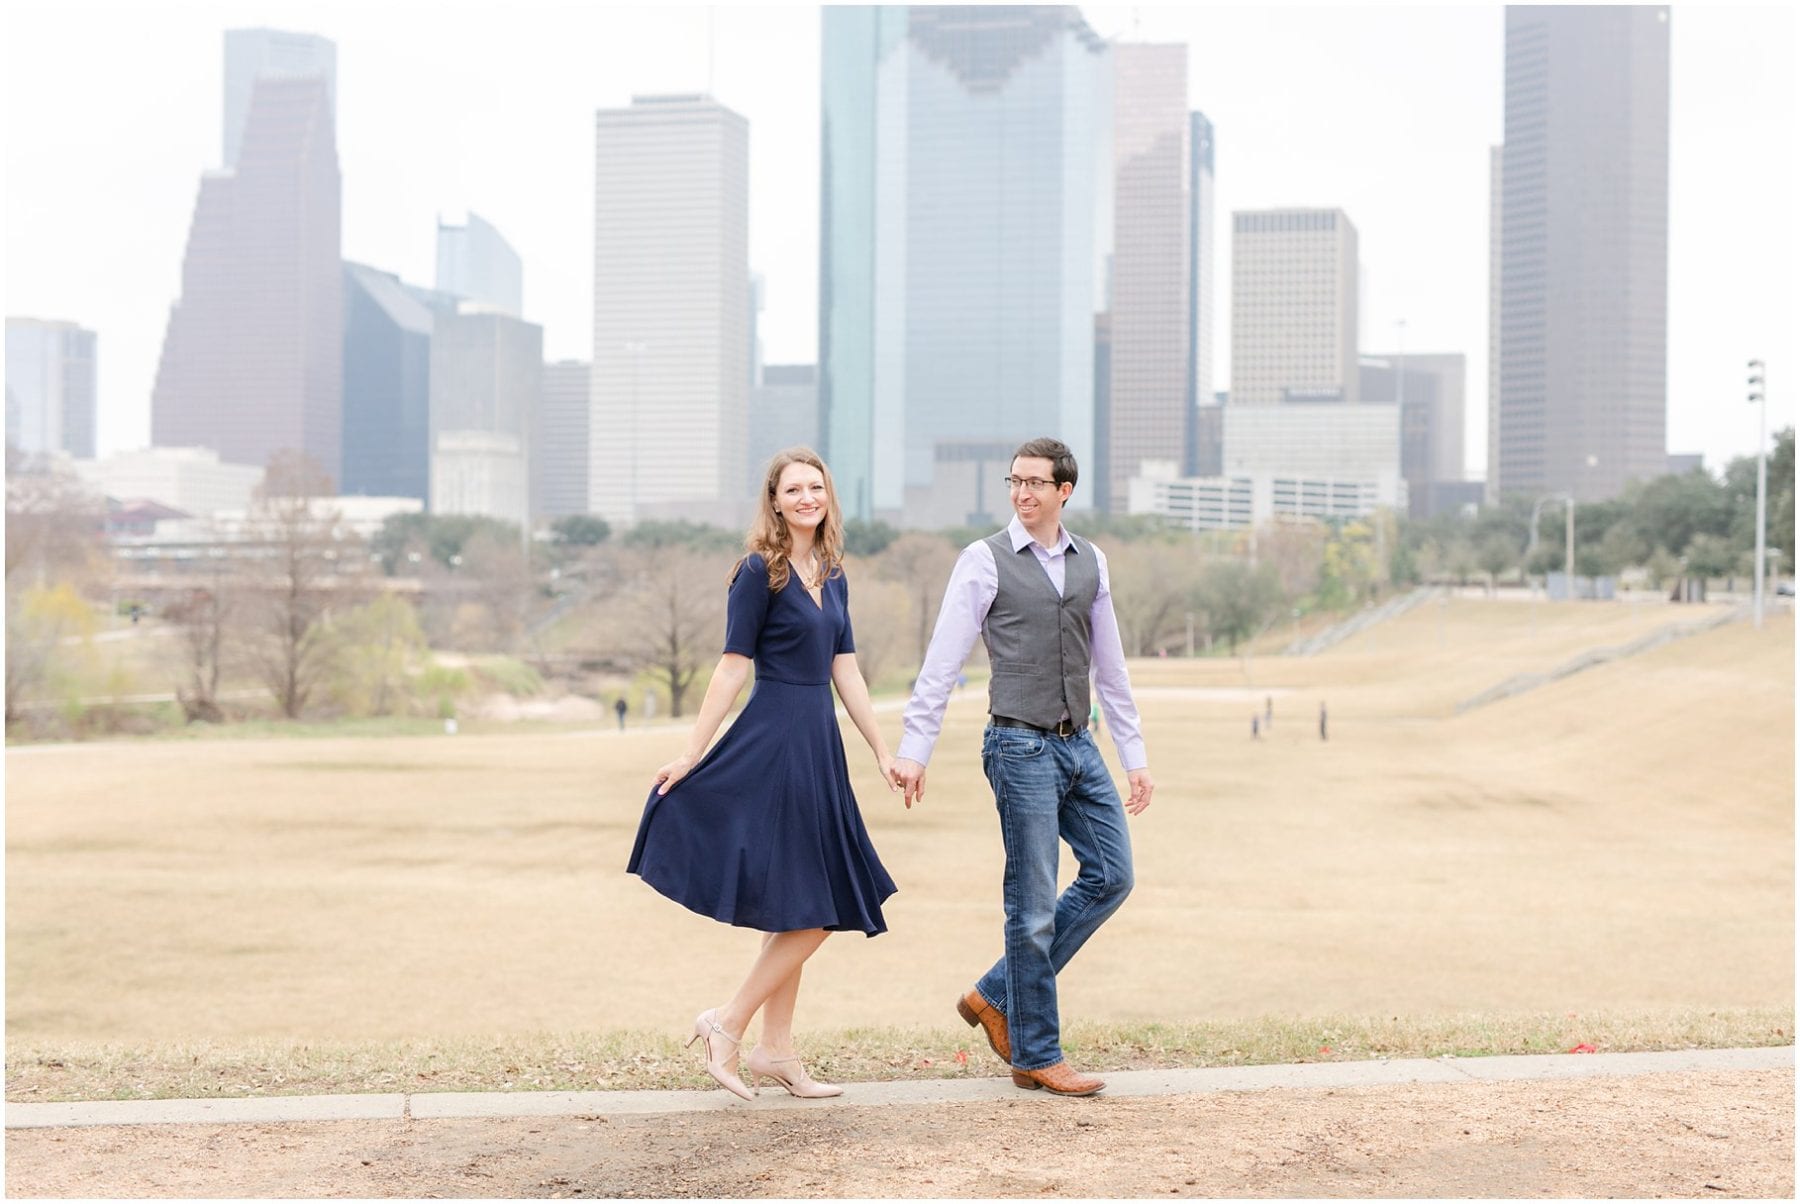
{"left": 895, "top": 734, "right": 934, "bottom": 766}
{"left": 1114, "top": 738, "right": 1148, "bottom": 773}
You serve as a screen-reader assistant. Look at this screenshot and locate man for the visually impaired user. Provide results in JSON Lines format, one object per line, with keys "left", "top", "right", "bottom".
{"left": 891, "top": 437, "right": 1153, "bottom": 1097}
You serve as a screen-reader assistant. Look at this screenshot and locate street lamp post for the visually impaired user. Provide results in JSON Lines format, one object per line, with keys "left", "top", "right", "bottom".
{"left": 1749, "top": 359, "right": 1767, "bottom": 629}
{"left": 1529, "top": 492, "right": 1576, "bottom": 601}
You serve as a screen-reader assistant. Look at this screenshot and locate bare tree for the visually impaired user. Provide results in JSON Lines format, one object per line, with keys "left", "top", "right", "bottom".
{"left": 609, "top": 546, "right": 728, "bottom": 718}
{"left": 458, "top": 529, "right": 533, "bottom": 652}
{"left": 875, "top": 533, "right": 959, "bottom": 665}
{"left": 839, "top": 562, "right": 908, "bottom": 686}
{"left": 165, "top": 569, "right": 233, "bottom": 722}
{"left": 1258, "top": 520, "right": 1325, "bottom": 601}
{"left": 4, "top": 447, "right": 106, "bottom": 589}
{"left": 1103, "top": 539, "right": 1197, "bottom": 656}
{"left": 240, "top": 451, "right": 360, "bottom": 719}
{"left": 5, "top": 451, "right": 106, "bottom": 722}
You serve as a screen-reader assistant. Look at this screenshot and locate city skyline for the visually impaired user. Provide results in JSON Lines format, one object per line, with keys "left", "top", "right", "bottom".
{"left": 6, "top": 3, "right": 1796, "bottom": 482}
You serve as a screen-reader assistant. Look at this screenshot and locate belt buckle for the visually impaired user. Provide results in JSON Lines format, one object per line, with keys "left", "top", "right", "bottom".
{"left": 1056, "top": 718, "right": 1075, "bottom": 738}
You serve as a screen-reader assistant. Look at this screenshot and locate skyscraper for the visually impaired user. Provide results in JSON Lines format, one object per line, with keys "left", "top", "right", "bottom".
{"left": 1230, "top": 208, "right": 1360, "bottom": 407}
{"left": 748, "top": 364, "right": 820, "bottom": 488}
{"left": 341, "top": 263, "right": 449, "bottom": 501}
{"left": 1495, "top": 6, "right": 1670, "bottom": 502}
{"left": 430, "top": 310, "right": 542, "bottom": 529}
{"left": 536, "top": 360, "right": 591, "bottom": 521}
{"left": 437, "top": 212, "right": 524, "bottom": 318}
{"left": 1184, "top": 111, "right": 1217, "bottom": 478}
{"left": 152, "top": 30, "right": 341, "bottom": 481}
{"left": 5, "top": 317, "right": 97, "bottom": 458}
{"left": 222, "top": 29, "right": 336, "bottom": 169}
{"left": 591, "top": 95, "right": 749, "bottom": 527}
{"left": 1360, "top": 352, "right": 1467, "bottom": 518}
{"left": 820, "top": 6, "right": 1112, "bottom": 523}
{"left": 1103, "top": 42, "right": 1189, "bottom": 514}
{"left": 1486, "top": 143, "right": 1502, "bottom": 504}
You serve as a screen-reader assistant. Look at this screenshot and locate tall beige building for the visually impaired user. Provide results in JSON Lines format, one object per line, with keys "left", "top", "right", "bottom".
{"left": 1103, "top": 42, "right": 1189, "bottom": 513}
{"left": 590, "top": 95, "right": 749, "bottom": 527}
{"left": 1229, "top": 208, "right": 1359, "bottom": 406}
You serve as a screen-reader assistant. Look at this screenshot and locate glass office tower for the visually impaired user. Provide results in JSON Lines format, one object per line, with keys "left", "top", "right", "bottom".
{"left": 821, "top": 6, "right": 1111, "bottom": 523}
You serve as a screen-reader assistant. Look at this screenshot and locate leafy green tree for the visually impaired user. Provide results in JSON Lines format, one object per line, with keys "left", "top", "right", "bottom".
{"left": 1593, "top": 522, "right": 1649, "bottom": 577}
{"left": 843, "top": 518, "right": 899, "bottom": 557}
{"left": 1476, "top": 532, "right": 1519, "bottom": 592}
{"left": 1196, "top": 559, "right": 1282, "bottom": 653}
{"left": 330, "top": 592, "right": 430, "bottom": 716}
{"left": 551, "top": 515, "right": 611, "bottom": 547}
{"left": 373, "top": 512, "right": 520, "bottom": 575}
{"left": 1622, "top": 471, "right": 1731, "bottom": 558}
{"left": 1682, "top": 533, "right": 1736, "bottom": 580}
{"left": 621, "top": 519, "right": 740, "bottom": 554}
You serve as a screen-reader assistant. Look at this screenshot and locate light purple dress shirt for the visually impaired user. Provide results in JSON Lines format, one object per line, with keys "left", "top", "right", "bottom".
{"left": 898, "top": 516, "right": 1148, "bottom": 771}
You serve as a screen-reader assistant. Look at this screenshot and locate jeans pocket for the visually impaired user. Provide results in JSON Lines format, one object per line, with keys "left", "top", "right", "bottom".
{"left": 991, "top": 731, "right": 1046, "bottom": 759}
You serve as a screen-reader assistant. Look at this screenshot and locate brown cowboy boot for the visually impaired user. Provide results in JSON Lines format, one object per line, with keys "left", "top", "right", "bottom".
{"left": 955, "top": 989, "right": 1011, "bottom": 1065}
{"left": 1010, "top": 1060, "right": 1105, "bottom": 1096}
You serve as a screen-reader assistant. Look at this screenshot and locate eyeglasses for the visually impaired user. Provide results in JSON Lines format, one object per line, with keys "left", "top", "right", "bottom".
{"left": 1003, "top": 476, "right": 1059, "bottom": 493}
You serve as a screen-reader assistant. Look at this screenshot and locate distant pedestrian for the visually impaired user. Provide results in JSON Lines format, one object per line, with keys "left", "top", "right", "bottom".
{"left": 1251, "top": 715, "right": 1261, "bottom": 741}
{"left": 1319, "top": 701, "right": 1328, "bottom": 742}
{"left": 1264, "top": 695, "right": 1273, "bottom": 731}
{"left": 614, "top": 696, "right": 628, "bottom": 732}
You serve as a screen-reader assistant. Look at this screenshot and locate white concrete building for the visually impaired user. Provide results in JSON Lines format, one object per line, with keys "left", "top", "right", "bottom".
{"left": 591, "top": 94, "right": 749, "bottom": 527}
{"left": 430, "top": 430, "right": 528, "bottom": 530}
{"left": 1127, "top": 459, "right": 1402, "bottom": 532}
{"left": 72, "top": 446, "right": 262, "bottom": 516}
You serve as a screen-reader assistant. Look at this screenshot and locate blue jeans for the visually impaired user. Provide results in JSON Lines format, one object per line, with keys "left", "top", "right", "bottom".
{"left": 974, "top": 723, "right": 1134, "bottom": 1071}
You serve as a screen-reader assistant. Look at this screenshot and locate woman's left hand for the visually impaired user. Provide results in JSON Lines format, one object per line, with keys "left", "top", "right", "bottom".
{"left": 876, "top": 752, "right": 899, "bottom": 793}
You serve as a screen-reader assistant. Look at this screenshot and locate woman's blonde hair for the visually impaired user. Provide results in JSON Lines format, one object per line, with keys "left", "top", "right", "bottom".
{"left": 735, "top": 446, "right": 846, "bottom": 592}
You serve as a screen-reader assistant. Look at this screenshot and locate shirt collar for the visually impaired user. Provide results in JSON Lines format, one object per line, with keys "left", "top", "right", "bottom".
{"left": 1006, "top": 514, "right": 1075, "bottom": 555}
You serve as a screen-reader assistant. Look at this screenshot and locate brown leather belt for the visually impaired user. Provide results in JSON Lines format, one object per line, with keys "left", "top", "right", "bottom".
{"left": 991, "top": 715, "right": 1080, "bottom": 738}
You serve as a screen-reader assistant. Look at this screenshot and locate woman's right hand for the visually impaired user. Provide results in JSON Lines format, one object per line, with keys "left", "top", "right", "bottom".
{"left": 652, "top": 754, "right": 697, "bottom": 796}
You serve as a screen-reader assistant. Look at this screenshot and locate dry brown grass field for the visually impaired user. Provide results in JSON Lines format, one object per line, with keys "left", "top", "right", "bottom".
{"left": 6, "top": 600, "right": 1792, "bottom": 1060}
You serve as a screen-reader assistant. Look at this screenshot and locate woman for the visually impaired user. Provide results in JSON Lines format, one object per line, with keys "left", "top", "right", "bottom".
{"left": 626, "top": 447, "right": 898, "bottom": 1101}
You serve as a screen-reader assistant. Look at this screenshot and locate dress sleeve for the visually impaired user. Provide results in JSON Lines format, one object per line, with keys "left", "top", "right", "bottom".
{"left": 723, "top": 554, "right": 770, "bottom": 657}
{"left": 834, "top": 571, "right": 855, "bottom": 655}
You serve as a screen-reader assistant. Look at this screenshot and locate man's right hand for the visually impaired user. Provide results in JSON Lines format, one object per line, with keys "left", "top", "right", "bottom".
{"left": 890, "top": 757, "right": 927, "bottom": 809}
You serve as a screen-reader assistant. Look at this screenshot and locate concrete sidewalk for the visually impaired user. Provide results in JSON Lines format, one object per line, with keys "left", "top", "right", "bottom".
{"left": 7, "top": 1045, "right": 1789, "bottom": 1130}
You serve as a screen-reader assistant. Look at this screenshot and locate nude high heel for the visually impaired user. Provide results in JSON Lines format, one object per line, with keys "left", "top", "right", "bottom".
{"left": 687, "top": 1008, "right": 756, "bottom": 1100}
{"left": 745, "top": 1046, "right": 844, "bottom": 1099}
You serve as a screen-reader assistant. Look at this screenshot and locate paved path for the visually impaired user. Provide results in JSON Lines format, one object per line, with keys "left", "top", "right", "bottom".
{"left": 8, "top": 1045, "right": 1788, "bottom": 1130}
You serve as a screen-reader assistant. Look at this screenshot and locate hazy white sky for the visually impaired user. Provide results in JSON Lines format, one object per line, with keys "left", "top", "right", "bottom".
{"left": 6, "top": 2, "right": 1796, "bottom": 477}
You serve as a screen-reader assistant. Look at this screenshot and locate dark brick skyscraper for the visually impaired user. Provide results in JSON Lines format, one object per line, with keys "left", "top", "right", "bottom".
{"left": 152, "top": 35, "right": 342, "bottom": 483}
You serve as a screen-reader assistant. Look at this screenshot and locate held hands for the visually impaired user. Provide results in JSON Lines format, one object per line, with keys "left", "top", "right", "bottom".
{"left": 652, "top": 753, "right": 697, "bottom": 796}
{"left": 890, "top": 757, "right": 927, "bottom": 809}
{"left": 1125, "top": 768, "right": 1155, "bottom": 816}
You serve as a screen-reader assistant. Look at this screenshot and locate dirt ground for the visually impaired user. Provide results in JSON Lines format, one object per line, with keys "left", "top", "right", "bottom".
{"left": 7, "top": 1068, "right": 1791, "bottom": 1199}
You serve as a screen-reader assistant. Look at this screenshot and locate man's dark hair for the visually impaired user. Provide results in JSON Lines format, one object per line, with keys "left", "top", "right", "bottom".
{"left": 1011, "top": 437, "right": 1079, "bottom": 491}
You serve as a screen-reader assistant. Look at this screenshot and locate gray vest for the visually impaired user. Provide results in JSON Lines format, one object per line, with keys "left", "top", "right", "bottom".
{"left": 983, "top": 529, "right": 1100, "bottom": 731}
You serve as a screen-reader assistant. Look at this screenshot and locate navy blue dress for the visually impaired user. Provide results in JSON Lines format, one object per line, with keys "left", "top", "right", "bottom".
{"left": 626, "top": 554, "right": 897, "bottom": 936}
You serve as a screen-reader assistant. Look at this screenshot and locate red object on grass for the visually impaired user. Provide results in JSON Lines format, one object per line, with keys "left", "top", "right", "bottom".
{"left": 1568, "top": 1042, "right": 1597, "bottom": 1054}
